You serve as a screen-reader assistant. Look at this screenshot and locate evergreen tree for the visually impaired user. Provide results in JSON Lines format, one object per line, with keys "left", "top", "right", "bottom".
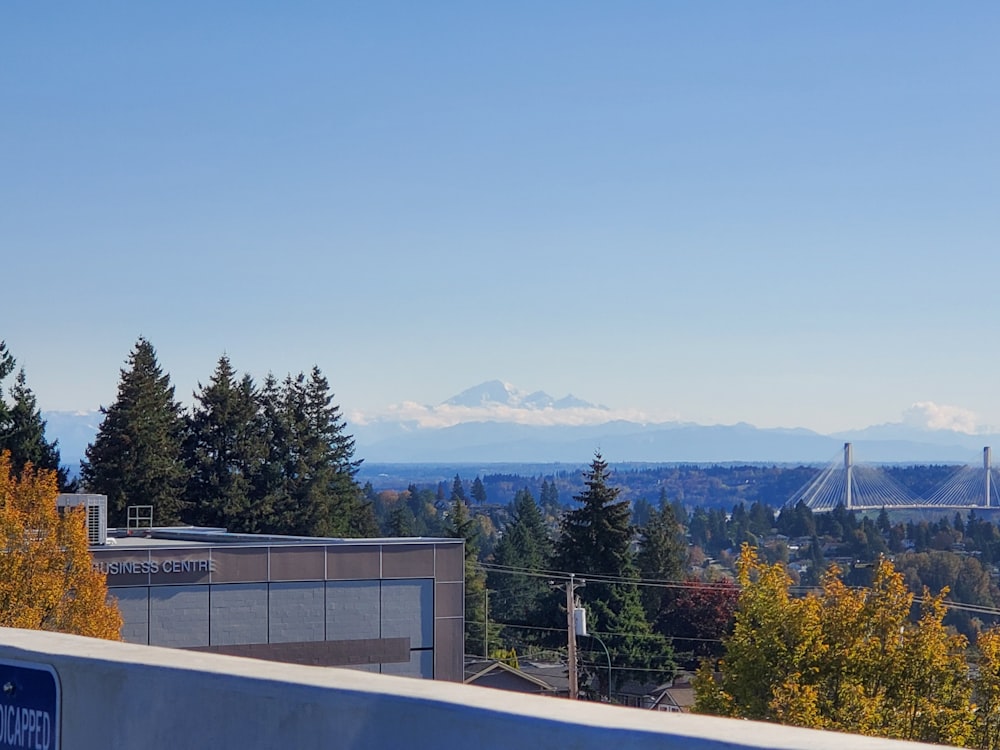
{"left": 447, "top": 486, "right": 489, "bottom": 655}
{"left": 0, "top": 341, "right": 13, "bottom": 430}
{"left": 81, "top": 338, "right": 187, "bottom": 526}
{"left": 387, "top": 502, "right": 416, "bottom": 537}
{"left": 539, "top": 478, "right": 560, "bottom": 518}
{"left": 471, "top": 476, "right": 487, "bottom": 504}
{"left": 184, "top": 356, "right": 266, "bottom": 531}
{"left": 636, "top": 499, "right": 687, "bottom": 622}
{"left": 1, "top": 369, "right": 68, "bottom": 489}
{"left": 451, "top": 474, "right": 467, "bottom": 503}
{"left": 251, "top": 373, "right": 291, "bottom": 531}
{"left": 489, "top": 488, "right": 552, "bottom": 639}
{"left": 263, "top": 368, "right": 368, "bottom": 537}
{"left": 554, "top": 452, "right": 674, "bottom": 692}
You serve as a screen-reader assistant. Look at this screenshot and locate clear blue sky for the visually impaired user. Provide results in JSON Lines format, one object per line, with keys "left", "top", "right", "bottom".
{"left": 3, "top": 2, "right": 998, "bottom": 434}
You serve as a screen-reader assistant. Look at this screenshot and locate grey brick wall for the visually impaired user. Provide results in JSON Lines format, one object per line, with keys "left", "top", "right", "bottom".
{"left": 114, "top": 587, "right": 150, "bottom": 644}
{"left": 381, "top": 579, "right": 433, "bottom": 649}
{"left": 268, "top": 582, "right": 325, "bottom": 643}
{"left": 210, "top": 583, "right": 269, "bottom": 646}
{"left": 326, "top": 580, "right": 381, "bottom": 640}
{"left": 149, "top": 585, "right": 210, "bottom": 647}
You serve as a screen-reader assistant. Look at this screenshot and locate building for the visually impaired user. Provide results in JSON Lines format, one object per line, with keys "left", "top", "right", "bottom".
{"left": 85, "top": 513, "right": 464, "bottom": 682}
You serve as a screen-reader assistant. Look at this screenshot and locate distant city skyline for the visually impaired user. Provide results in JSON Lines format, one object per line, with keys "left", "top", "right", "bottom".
{"left": 4, "top": 4, "right": 998, "bottom": 436}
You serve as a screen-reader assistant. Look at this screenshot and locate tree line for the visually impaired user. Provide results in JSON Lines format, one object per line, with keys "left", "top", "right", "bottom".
{"left": 0, "top": 337, "right": 373, "bottom": 536}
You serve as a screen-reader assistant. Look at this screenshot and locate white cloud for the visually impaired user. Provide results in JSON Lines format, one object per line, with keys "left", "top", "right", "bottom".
{"left": 350, "top": 401, "right": 679, "bottom": 429}
{"left": 901, "top": 401, "right": 983, "bottom": 434}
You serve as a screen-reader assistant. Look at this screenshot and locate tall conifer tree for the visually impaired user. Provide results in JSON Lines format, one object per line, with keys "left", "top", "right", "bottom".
{"left": 260, "top": 368, "right": 369, "bottom": 537}
{"left": 1, "top": 369, "right": 68, "bottom": 488}
{"left": 489, "top": 488, "right": 552, "bottom": 638}
{"left": 447, "top": 481, "right": 490, "bottom": 655}
{"left": 81, "top": 338, "right": 187, "bottom": 526}
{"left": 636, "top": 499, "right": 688, "bottom": 621}
{"left": 185, "top": 356, "right": 266, "bottom": 531}
{"left": 554, "top": 452, "right": 674, "bottom": 692}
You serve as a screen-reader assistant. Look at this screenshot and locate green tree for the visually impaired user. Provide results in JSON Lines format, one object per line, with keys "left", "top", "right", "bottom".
{"left": 0, "top": 341, "right": 13, "bottom": 430}
{"left": 387, "top": 502, "right": 416, "bottom": 537}
{"left": 1, "top": 368, "right": 69, "bottom": 489}
{"left": 489, "top": 488, "right": 552, "bottom": 640}
{"left": 263, "top": 368, "right": 371, "bottom": 537}
{"left": 635, "top": 499, "right": 687, "bottom": 622}
{"left": 539, "top": 478, "right": 560, "bottom": 518}
{"left": 185, "top": 356, "right": 267, "bottom": 531}
{"left": 471, "top": 475, "right": 487, "bottom": 504}
{"left": 447, "top": 486, "right": 490, "bottom": 655}
{"left": 451, "top": 474, "right": 467, "bottom": 503}
{"left": 81, "top": 338, "right": 188, "bottom": 526}
{"left": 554, "top": 452, "right": 674, "bottom": 693}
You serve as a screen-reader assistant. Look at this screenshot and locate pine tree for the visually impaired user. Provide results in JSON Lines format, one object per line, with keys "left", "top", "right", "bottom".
{"left": 259, "top": 368, "right": 367, "bottom": 537}
{"left": 489, "top": 488, "right": 552, "bottom": 637}
{"left": 539, "top": 478, "right": 560, "bottom": 518}
{"left": 636, "top": 499, "right": 687, "bottom": 622}
{"left": 447, "top": 483, "right": 490, "bottom": 655}
{"left": 471, "top": 475, "right": 487, "bottom": 504}
{"left": 81, "top": 338, "right": 188, "bottom": 526}
{"left": 185, "top": 356, "right": 267, "bottom": 531}
{"left": 0, "top": 341, "right": 13, "bottom": 429}
{"left": 1, "top": 369, "right": 68, "bottom": 488}
{"left": 451, "top": 474, "right": 467, "bottom": 503}
{"left": 554, "top": 452, "right": 674, "bottom": 692}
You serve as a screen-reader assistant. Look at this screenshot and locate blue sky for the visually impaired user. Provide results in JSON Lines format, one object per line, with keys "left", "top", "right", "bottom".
{"left": 2, "top": 3, "right": 999, "bottom": 434}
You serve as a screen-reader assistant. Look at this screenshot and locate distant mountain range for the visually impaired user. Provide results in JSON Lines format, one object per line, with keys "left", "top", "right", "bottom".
{"left": 43, "top": 380, "right": 1000, "bottom": 468}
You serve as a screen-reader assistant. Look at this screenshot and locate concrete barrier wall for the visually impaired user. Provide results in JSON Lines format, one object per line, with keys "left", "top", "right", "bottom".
{"left": 0, "top": 628, "right": 945, "bottom": 750}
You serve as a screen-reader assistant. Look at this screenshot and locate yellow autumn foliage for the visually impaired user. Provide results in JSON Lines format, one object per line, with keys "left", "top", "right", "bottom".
{"left": 0, "top": 451, "right": 122, "bottom": 639}
{"left": 695, "top": 543, "right": 972, "bottom": 746}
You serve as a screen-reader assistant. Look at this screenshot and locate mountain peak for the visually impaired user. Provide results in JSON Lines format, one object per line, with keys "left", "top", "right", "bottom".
{"left": 442, "top": 380, "right": 596, "bottom": 410}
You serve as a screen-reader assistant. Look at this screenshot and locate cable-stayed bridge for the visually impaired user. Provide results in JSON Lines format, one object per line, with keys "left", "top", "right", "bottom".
{"left": 786, "top": 443, "right": 1000, "bottom": 512}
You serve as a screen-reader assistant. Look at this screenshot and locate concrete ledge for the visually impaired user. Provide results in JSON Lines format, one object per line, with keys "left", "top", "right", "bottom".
{"left": 0, "top": 628, "right": 944, "bottom": 750}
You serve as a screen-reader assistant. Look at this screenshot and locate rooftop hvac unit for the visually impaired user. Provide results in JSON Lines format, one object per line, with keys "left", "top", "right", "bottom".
{"left": 56, "top": 494, "right": 108, "bottom": 546}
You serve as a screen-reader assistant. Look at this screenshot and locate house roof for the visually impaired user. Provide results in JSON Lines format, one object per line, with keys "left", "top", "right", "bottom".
{"left": 464, "top": 660, "right": 559, "bottom": 692}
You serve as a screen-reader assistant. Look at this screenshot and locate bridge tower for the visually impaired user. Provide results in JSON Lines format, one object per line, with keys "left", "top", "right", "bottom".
{"left": 986, "top": 447, "right": 992, "bottom": 509}
{"left": 844, "top": 442, "right": 853, "bottom": 510}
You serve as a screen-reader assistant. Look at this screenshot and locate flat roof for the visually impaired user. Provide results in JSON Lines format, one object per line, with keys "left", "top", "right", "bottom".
{"left": 95, "top": 527, "right": 460, "bottom": 550}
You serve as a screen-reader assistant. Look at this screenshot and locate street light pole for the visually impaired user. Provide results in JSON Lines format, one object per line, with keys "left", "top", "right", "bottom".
{"left": 589, "top": 634, "right": 612, "bottom": 702}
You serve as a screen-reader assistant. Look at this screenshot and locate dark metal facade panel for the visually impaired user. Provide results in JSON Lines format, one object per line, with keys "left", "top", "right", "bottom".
{"left": 268, "top": 546, "right": 325, "bottom": 581}
{"left": 434, "top": 543, "right": 465, "bottom": 583}
{"left": 434, "top": 616, "right": 464, "bottom": 682}
{"left": 325, "top": 546, "right": 381, "bottom": 580}
{"left": 434, "top": 581, "right": 464, "bottom": 618}
{"left": 210, "top": 548, "right": 269, "bottom": 583}
{"left": 381, "top": 544, "right": 434, "bottom": 578}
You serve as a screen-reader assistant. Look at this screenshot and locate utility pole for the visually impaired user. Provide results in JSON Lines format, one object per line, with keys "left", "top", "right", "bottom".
{"left": 551, "top": 574, "right": 586, "bottom": 699}
{"left": 566, "top": 574, "right": 578, "bottom": 699}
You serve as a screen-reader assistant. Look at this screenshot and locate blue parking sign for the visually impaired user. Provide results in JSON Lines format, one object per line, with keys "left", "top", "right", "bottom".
{"left": 0, "top": 660, "right": 60, "bottom": 750}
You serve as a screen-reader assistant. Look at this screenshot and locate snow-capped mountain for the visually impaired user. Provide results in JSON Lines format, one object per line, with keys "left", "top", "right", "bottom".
{"left": 442, "top": 380, "right": 601, "bottom": 411}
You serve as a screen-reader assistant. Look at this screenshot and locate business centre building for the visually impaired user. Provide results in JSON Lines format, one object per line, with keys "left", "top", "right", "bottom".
{"left": 87, "top": 523, "right": 465, "bottom": 682}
